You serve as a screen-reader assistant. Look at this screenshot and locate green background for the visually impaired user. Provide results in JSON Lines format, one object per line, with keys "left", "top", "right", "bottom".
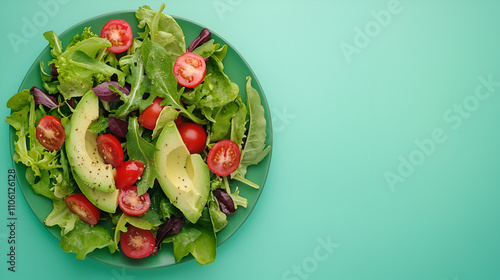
{"left": 1, "top": 0, "right": 500, "bottom": 279}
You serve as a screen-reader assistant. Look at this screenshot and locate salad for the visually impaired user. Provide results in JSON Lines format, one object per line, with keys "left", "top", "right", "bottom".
{"left": 5, "top": 4, "right": 271, "bottom": 265}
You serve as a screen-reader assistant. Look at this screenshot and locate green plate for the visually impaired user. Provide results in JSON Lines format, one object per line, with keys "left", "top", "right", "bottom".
{"left": 9, "top": 11, "right": 272, "bottom": 269}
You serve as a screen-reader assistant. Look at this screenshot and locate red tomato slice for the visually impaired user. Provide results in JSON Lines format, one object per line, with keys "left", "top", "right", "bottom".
{"left": 114, "top": 160, "right": 145, "bottom": 189}
{"left": 65, "top": 193, "right": 101, "bottom": 225}
{"left": 96, "top": 134, "right": 124, "bottom": 167}
{"left": 118, "top": 186, "right": 150, "bottom": 216}
{"left": 36, "top": 115, "right": 66, "bottom": 151}
{"left": 173, "top": 52, "right": 206, "bottom": 88}
{"left": 138, "top": 97, "right": 165, "bottom": 130}
{"left": 207, "top": 140, "right": 241, "bottom": 176}
{"left": 100, "top": 19, "right": 133, "bottom": 53}
{"left": 120, "top": 225, "right": 155, "bottom": 259}
{"left": 178, "top": 122, "right": 207, "bottom": 154}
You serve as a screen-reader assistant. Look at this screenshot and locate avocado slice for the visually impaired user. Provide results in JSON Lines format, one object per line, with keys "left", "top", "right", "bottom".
{"left": 154, "top": 121, "right": 210, "bottom": 223}
{"left": 72, "top": 170, "right": 119, "bottom": 213}
{"left": 66, "top": 90, "right": 116, "bottom": 194}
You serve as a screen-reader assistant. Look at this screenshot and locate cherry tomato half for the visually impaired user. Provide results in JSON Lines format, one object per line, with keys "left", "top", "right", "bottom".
{"left": 207, "top": 140, "right": 241, "bottom": 176}
{"left": 120, "top": 225, "right": 155, "bottom": 259}
{"left": 173, "top": 52, "right": 206, "bottom": 88}
{"left": 36, "top": 115, "right": 66, "bottom": 151}
{"left": 118, "top": 186, "right": 150, "bottom": 216}
{"left": 114, "top": 160, "right": 145, "bottom": 189}
{"left": 65, "top": 193, "right": 101, "bottom": 225}
{"left": 138, "top": 97, "right": 164, "bottom": 130}
{"left": 96, "top": 134, "right": 124, "bottom": 168}
{"left": 100, "top": 19, "right": 133, "bottom": 53}
{"left": 178, "top": 122, "right": 207, "bottom": 154}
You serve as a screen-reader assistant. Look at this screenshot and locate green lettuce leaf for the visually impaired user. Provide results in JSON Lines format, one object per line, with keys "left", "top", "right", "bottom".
{"left": 45, "top": 199, "right": 78, "bottom": 235}
{"left": 164, "top": 208, "right": 216, "bottom": 265}
{"left": 60, "top": 220, "right": 117, "bottom": 260}
{"left": 6, "top": 90, "right": 60, "bottom": 177}
{"left": 44, "top": 29, "right": 124, "bottom": 100}
{"left": 136, "top": 3, "right": 186, "bottom": 61}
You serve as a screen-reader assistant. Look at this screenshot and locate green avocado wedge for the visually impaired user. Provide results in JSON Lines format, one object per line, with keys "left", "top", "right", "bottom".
{"left": 154, "top": 121, "right": 210, "bottom": 224}
{"left": 72, "top": 170, "right": 119, "bottom": 213}
{"left": 65, "top": 90, "right": 116, "bottom": 193}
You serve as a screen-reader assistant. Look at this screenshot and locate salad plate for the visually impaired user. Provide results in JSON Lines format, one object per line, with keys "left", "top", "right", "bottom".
{"left": 9, "top": 10, "right": 272, "bottom": 268}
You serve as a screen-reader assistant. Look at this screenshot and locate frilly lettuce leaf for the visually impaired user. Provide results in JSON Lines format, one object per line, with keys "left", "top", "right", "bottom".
{"left": 45, "top": 199, "right": 78, "bottom": 235}
{"left": 60, "top": 220, "right": 117, "bottom": 260}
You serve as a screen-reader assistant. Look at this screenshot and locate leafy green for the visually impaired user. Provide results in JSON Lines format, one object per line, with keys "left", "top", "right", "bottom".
{"left": 184, "top": 53, "right": 239, "bottom": 110}
{"left": 141, "top": 188, "right": 181, "bottom": 226}
{"left": 44, "top": 199, "right": 78, "bottom": 235}
{"left": 164, "top": 209, "right": 216, "bottom": 265}
{"left": 136, "top": 4, "right": 186, "bottom": 61}
{"left": 209, "top": 101, "right": 239, "bottom": 142}
{"left": 43, "top": 30, "right": 125, "bottom": 100}
{"left": 208, "top": 194, "right": 227, "bottom": 233}
{"left": 60, "top": 220, "right": 117, "bottom": 260}
{"left": 125, "top": 117, "right": 158, "bottom": 195}
{"left": 114, "top": 51, "right": 148, "bottom": 118}
{"left": 40, "top": 62, "right": 60, "bottom": 94}
{"left": 6, "top": 90, "right": 59, "bottom": 177}
{"left": 142, "top": 40, "right": 206, "bottom": 124}
{"left": 114, "top": 214, "right": 154, "bottom": 247}
{"left": 230, "top": 96, "right": 248, "bottom": 149}
{"left": 43, "top": 31, "right": 63, "bottom": 58}
{"left": 192, "top": 39, "right": 220, "bottom": 59}
{"left": 231, "top": 77, "right": 271, "bottom": 188}
{"left": 152, "top": 106, "right": 179, "bottom": 138}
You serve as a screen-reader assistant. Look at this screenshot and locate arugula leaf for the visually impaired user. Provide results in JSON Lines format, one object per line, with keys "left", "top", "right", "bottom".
{"left": 231, "top": 77, "right": 271, "bottom": 188}
{"left": 60, "top": 220, "right": 117, "bottom": 260}
{"left": 114, "top": 51, "right": 148, "bottom": 119}
{"left": 126, "top": 117, "right": 158, "bottom": 195}
{"left": 230, "top": 96, "right": 247, "bottom": 149}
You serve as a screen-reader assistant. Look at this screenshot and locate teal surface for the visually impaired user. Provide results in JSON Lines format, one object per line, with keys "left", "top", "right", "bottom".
{"left": 1, "top": 0, "right": 500, "bottom": 279}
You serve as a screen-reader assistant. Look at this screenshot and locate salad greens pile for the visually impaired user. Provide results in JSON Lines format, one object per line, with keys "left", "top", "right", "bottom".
{"left": 6, "top": 4, "right": 270, "bottom": 265}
